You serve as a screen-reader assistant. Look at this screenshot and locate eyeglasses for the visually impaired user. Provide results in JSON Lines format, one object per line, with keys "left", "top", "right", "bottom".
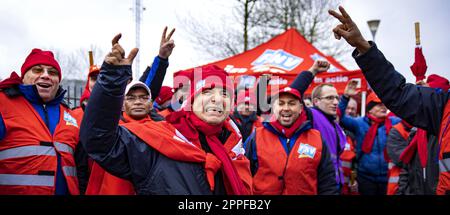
{"left": 125, "top": 95, "right": 150, "bottom": 102}
{"left": 318, "top": 95, "right": 340, "bottom": 101}
{"left": 31, "top": 66, "right": 59, "bottom": 77}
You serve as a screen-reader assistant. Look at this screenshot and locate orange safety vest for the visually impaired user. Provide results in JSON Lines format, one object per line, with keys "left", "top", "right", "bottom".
{"left": 71, "top": 107, "right": 84, "bottom": 125}
{"left": 252, "top": 127, "right": 323, "bottom": 195}
{"left": 437, "top": 101, "right": 450, "bottom": 195}
{"left": 340, "top": 135, "right": 357, "bottom": 195}
{"left": 386, "top": 123, "right": 410, "bottom": 195}
{"left": 0, "top": 92, "right": 80, "bottom": 195}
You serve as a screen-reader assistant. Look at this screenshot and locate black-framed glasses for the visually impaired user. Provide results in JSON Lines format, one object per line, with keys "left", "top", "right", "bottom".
{"left": 318, "top": 95, "right": 339, "bottom": 101}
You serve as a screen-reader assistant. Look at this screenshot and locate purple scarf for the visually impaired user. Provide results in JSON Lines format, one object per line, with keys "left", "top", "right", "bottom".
{"left": 310, "top": 108, "right": 346, "bottom": 186}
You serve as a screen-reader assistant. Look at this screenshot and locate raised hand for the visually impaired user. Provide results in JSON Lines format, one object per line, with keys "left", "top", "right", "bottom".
{"left": 105, "top": 34, "right": 139, "bottom": 66}
{"left": 344, "top": 79, "right": 360, "bottom": 98}
{"left": 328, "top": 6, "right": 371, "bottom": 54}
{"left": 308, "top": 60, "right": 330, "bottom": 76}
{"left": 159, "top": 27, "right": 176, "bottom": 59}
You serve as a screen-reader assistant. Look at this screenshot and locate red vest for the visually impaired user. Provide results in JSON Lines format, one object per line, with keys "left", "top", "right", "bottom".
{"left": 158, "top": 108, "right": 172, "bottom": 118}
{"left": 437, "top": 100, "right": 450, "bottom": 195}
{"left": 0, "top": 92, "right": 80, "bottom": 195}
{"left": 340, "top": 135, "right": 357, "bottom": 195}
{"left": 386, "top": 123, "right": 410, "bottom": 195}
{"left": 253, "top": 127, "right": 323, "bottom": 195}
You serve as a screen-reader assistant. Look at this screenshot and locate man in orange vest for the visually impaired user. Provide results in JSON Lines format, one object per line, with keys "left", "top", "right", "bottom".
{"left": 86, "top": 81, "right": 158, "bottom": 195}
{"left": 0, "top": 48, "right": 80, "bottom": 195}
{"left": 80, "top": 34, "right": 251, "bottom": 195}
{"left": 244, "top": 86, "right": 338, "bottom": 195}
{"left": 330, "top": 6, "right": 450, "bottom": 195}
{"left": 386, "top": 120, "right": 412, "bottom": 195}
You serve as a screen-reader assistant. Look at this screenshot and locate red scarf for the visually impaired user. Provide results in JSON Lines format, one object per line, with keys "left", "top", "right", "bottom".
{"left": 269, "top": 111, "right": 307, "bottom": 138}
{"left": 362, "top": 114, "right": 392, "bottom": 154}
{"left": 400, "top": 128, "right": 428, "bottom": 168}
{"left": 0, "top": 72, "right": 22, "bottom": 89}
{"left": 166, "top": 110, "right": 246, "bottom": 194}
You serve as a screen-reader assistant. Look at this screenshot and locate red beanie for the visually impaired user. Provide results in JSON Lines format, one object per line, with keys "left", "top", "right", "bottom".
{"left": 156, "top": 86, "right": 174, "bottom": 105}
{"left": 21, "top": 48, "right": 62, "bottom": 81}
{"left": 236, "top": 90, "right": 257, "bottom": 106}
{"left": 183, "top": 65, "right": 234, "bottom": 110}
{"left": 427, "top": 74, "right": 449, "bottom": 91}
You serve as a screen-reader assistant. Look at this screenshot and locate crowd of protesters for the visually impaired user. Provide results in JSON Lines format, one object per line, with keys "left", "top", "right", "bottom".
{"left": 0, "top": 7, "right": 449, "bottom": 195}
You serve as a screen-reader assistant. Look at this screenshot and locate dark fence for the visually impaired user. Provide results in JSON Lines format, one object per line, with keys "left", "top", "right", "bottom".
{"left": 63, "top": 85, "right": 84, "bottom": 109}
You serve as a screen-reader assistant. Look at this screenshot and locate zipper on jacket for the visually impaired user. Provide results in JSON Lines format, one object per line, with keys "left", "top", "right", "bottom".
{"left": 286, "top": 138, "right": 291, "bottom": 154}
{"left": 43, "top": 104, "right": 50, "bottom": 129}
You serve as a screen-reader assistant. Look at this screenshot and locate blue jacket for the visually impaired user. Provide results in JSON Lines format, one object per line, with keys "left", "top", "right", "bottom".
{"left": 0, "top": 84, "right": 69, "bottom": 195}
{"left": 338, "top": 95, "right": 400, "bottom": 182}
{"left": 244, "top": 121, "right": 339, "bottom": 194}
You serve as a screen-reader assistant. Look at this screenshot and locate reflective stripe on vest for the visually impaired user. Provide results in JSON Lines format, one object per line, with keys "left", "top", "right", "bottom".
{"left": 63, "top": 166, "right": 77, "bottom": 177}
{"left": 342, "top": 161, "right": 352, "bottom": 169}
{"left": 54, "top": 142, "right": 74, "bottom": 154}
{"left": 388, "top": 176, "right": 399, "bottom": 183}
{"left": 0, "top": 174, "right": 54, "bottom": 186}
{"left": 439, "top": 158, "right": 450, "bottom": 173}
{"left": 0, "top": 145, "right": 56, "bottom": 160}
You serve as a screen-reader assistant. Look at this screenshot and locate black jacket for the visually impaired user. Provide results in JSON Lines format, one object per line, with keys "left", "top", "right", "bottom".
{"left": 397, "top": 129, "right": 440, "bottom": 195}
{"left": 80, "top": 63, "right": 231, "bottom": 195}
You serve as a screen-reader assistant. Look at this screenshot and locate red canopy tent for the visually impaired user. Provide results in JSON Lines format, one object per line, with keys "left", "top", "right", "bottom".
{"left": 194, "top": 28, "right": 368, "bottom": 96}
{"left": 186, "top": 28, "right": 369, "bottom": 115}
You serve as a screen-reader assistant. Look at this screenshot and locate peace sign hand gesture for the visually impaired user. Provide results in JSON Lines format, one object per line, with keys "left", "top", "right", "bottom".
{"left": 328, "top": 6, "right": 371, "bottom": 54}
{"left": 159, "top": 27, "right": 176, "bottom": 59}
{"left": 105, "top": 34, "right": 139, "bottom": 66}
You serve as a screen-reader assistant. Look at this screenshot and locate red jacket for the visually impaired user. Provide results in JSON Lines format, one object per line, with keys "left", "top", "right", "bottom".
{"left": 437, "top": 102, "right": 450, "bottom": 195}
{"left": 0, "top": 92, "right": 80, "bottom": 194}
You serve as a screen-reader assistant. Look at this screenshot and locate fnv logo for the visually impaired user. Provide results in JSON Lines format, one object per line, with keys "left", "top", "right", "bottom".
{"left": 297, "top": 143, "right": 316, "bottom": 159}
{"left": 251, "top": 49, "right": 303, "bottom": 71}
{"left": 64, "top": 111, "right": 78, "bottom": 128}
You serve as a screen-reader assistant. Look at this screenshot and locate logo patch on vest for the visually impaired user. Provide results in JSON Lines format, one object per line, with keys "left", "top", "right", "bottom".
{"left": 64, "top": 111, "right": 78, "bottom": 128}
{"left": 297, "top": 143, "right": 316, "bottom": 159}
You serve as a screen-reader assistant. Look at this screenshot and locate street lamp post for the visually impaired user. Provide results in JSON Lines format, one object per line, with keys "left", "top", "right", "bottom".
{"left": 367, "top": 19, "right": 381, "bottom": 42}
{"left": 362, "top": 19, "right": 381, "bottom": 116}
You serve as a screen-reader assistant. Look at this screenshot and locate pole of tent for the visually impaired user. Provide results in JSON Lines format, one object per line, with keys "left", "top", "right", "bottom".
{"left": 361, "top": 91, "right": 367, "bottom": 116}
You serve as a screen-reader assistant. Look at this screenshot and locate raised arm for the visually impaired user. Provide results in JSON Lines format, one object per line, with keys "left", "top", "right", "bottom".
{"left": 329, "top": 6, "right": 449, "bottom": 135}
{"left": 290, "top": 60, "right": 330, "bottom": 96}
{"left": 80, "top": 34, "right": 139, "bottom": 179}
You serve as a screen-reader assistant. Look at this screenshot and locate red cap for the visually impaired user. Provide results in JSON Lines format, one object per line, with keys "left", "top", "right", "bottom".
{"left": 366, "top": 91, "right": 381, "bottom": 105}
{"left": 427, "top": 74, "right": 449, "bottom": 91}
{"left": 273, "top": 87, "right": 302, "bottom": 101}
{"left": 156, "top": 86, "right": 174, "bottom": 105}
{"left": 236, "top": 90, "right": 257, "bottom": 106}
{"left": 21, "top": 48, "right": 62, "bottom": 81}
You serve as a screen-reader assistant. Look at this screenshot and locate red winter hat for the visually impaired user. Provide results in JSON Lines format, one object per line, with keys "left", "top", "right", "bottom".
{"left": 173, "top": 69, "right": 193, "bottom": 90}
{"left": 427, "top": 74, "right": 449, "bottom": 91}
{"left": 272, "top": 87, "right": 302, "bottom": 101}
{"left": 21, "top": 48, "right": 62, "bottom": 81}
{"left": 156, "top": 86, "right": 174, "bottom": 105}
{"left": 183, "top": 65, "right": 234, "bottom": 110}
{"left": 236, "top": 90, "right": 257, "bottom": 106}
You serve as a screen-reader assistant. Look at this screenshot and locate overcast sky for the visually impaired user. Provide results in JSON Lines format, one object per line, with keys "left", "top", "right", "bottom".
{"left": 1, "top": 0, "right": 449, "bottom": 86}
